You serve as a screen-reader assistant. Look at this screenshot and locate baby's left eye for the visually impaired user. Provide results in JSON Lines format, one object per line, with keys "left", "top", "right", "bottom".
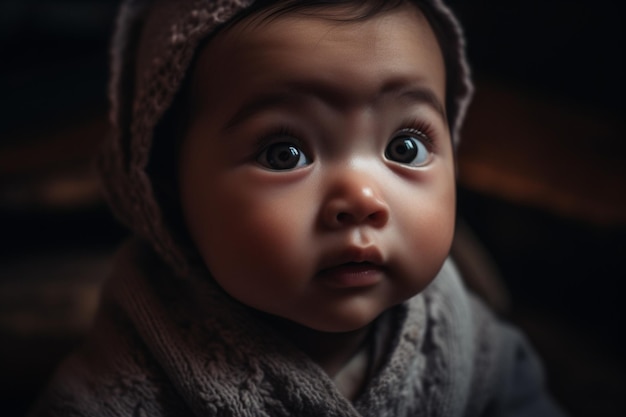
{"left": 384, "top": 130, "right": 432, "bottom": 167}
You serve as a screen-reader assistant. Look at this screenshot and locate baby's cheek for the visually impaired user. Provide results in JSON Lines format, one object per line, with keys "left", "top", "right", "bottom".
{"left": 391, "top": 194, "right": 455, "bottom": 287}
{"left": 206, "top": 200, "right": 312, "bottom": 290}
{"left": 244, "top": 208, "right": 312, "bottom": 272}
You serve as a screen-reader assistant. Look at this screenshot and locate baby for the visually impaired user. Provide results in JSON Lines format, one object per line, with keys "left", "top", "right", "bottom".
{"left": 30, "top": 0, "right": 566, "bottom": 416}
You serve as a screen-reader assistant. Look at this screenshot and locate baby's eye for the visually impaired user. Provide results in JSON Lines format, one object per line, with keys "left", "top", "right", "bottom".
{"left": 257, "top": 142, "right": 311, "bottom": 170}
{"left": 384, "top": 130, "right": 432, "bottom": 167}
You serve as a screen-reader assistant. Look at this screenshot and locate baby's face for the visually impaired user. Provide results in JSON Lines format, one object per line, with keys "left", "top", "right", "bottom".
{"left": 179, "top": 3, "right": 455, "bottom": 332}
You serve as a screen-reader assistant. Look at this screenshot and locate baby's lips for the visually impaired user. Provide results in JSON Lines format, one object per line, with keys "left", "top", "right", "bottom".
{"left": 316, "top": 245, "right": 385, "bottom": 273}
{"left": 316, "top": 261, "right": 385, "bottom": 289}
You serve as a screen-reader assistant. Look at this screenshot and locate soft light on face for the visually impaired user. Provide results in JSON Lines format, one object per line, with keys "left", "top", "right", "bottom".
{"left": 178, "top": 3, "right": 456, "bottom": 332}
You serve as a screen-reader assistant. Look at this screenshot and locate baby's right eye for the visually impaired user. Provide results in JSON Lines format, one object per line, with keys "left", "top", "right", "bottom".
{"left": 257, "top": 142, "right": 311, "bottom": 170}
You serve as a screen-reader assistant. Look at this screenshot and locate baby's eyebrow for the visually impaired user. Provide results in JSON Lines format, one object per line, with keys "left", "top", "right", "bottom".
{"left": 223, "top": 92, "right": 292, "bottom": 131}
{"left": 223, "top": 79, "right": 446, "bottom": 131}
{"left": 394, "top": 86, "right": 447, "bottom": 123}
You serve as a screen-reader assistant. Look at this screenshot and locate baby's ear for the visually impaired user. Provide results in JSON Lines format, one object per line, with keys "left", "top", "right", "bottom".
{"left": 450, "top": 218, "right": 510, "bottom": 315}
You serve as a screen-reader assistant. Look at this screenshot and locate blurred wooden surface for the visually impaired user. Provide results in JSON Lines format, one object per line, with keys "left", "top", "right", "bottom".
{"left": 458, "top": 82, "right": 625, "bottom": 226}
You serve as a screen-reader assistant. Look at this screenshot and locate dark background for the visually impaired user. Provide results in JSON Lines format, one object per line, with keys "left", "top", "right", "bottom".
{"left": 1, "top": 1, "right": 624, "bottom": 416}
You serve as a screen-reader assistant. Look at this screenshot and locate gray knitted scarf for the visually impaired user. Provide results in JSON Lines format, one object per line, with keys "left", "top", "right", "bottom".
{"left": 31, "top": 241, "right": 506, "bottom": 417}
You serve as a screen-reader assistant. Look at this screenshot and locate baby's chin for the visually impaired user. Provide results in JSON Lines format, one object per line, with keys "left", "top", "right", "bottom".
{"left": 296, "top": 319, "right": 375, "bottom": 335}
{"left": 276, "top": 301, "right": 403, "bottom": 335}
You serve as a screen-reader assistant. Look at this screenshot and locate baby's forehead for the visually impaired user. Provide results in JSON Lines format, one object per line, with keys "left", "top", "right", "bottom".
{"left": 203, "top": 2, "right": 433, "bottom": 52}
{"left": 186, "top": 4, "right": 446, "bottom": 127}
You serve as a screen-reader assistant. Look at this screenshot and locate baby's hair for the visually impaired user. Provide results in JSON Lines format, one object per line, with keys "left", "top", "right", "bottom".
{"left": 222, "top": 0, "right": 409, "bottom": 27}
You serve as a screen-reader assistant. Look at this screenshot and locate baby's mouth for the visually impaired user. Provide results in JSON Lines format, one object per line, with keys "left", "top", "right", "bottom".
{"left": 316, "top": 262, "right": 384, "bottom": 289}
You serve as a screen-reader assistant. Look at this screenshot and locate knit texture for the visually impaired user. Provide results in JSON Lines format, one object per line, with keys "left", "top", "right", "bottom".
{"left": 99, "top": 0, "right": 474, "bottom": 276}
{"left": 29, "top": 241, "right": 564, "bottom": 417}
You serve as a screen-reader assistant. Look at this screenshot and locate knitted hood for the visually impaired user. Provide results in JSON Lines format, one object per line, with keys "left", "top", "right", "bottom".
{"left": 99, "top": 0, "right": 473, "bottom": 275}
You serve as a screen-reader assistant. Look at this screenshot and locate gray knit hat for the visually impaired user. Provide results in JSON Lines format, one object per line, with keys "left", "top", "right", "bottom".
{"left": 100, "top": 0, "right": 473, "bottom": 276}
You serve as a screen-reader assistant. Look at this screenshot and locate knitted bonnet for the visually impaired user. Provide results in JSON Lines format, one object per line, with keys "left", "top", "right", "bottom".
{"left": 100, "top": 0, "right": 473, "bottom": 276}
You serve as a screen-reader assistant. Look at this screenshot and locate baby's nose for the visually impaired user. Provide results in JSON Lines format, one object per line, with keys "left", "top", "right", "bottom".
{"left": 320, "top": 173, "right": 390, "bottom": 229}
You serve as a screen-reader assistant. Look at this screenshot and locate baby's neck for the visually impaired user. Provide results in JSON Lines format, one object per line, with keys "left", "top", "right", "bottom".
{"left": 260, "top": 314, "right": 373, "bottom": 377}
